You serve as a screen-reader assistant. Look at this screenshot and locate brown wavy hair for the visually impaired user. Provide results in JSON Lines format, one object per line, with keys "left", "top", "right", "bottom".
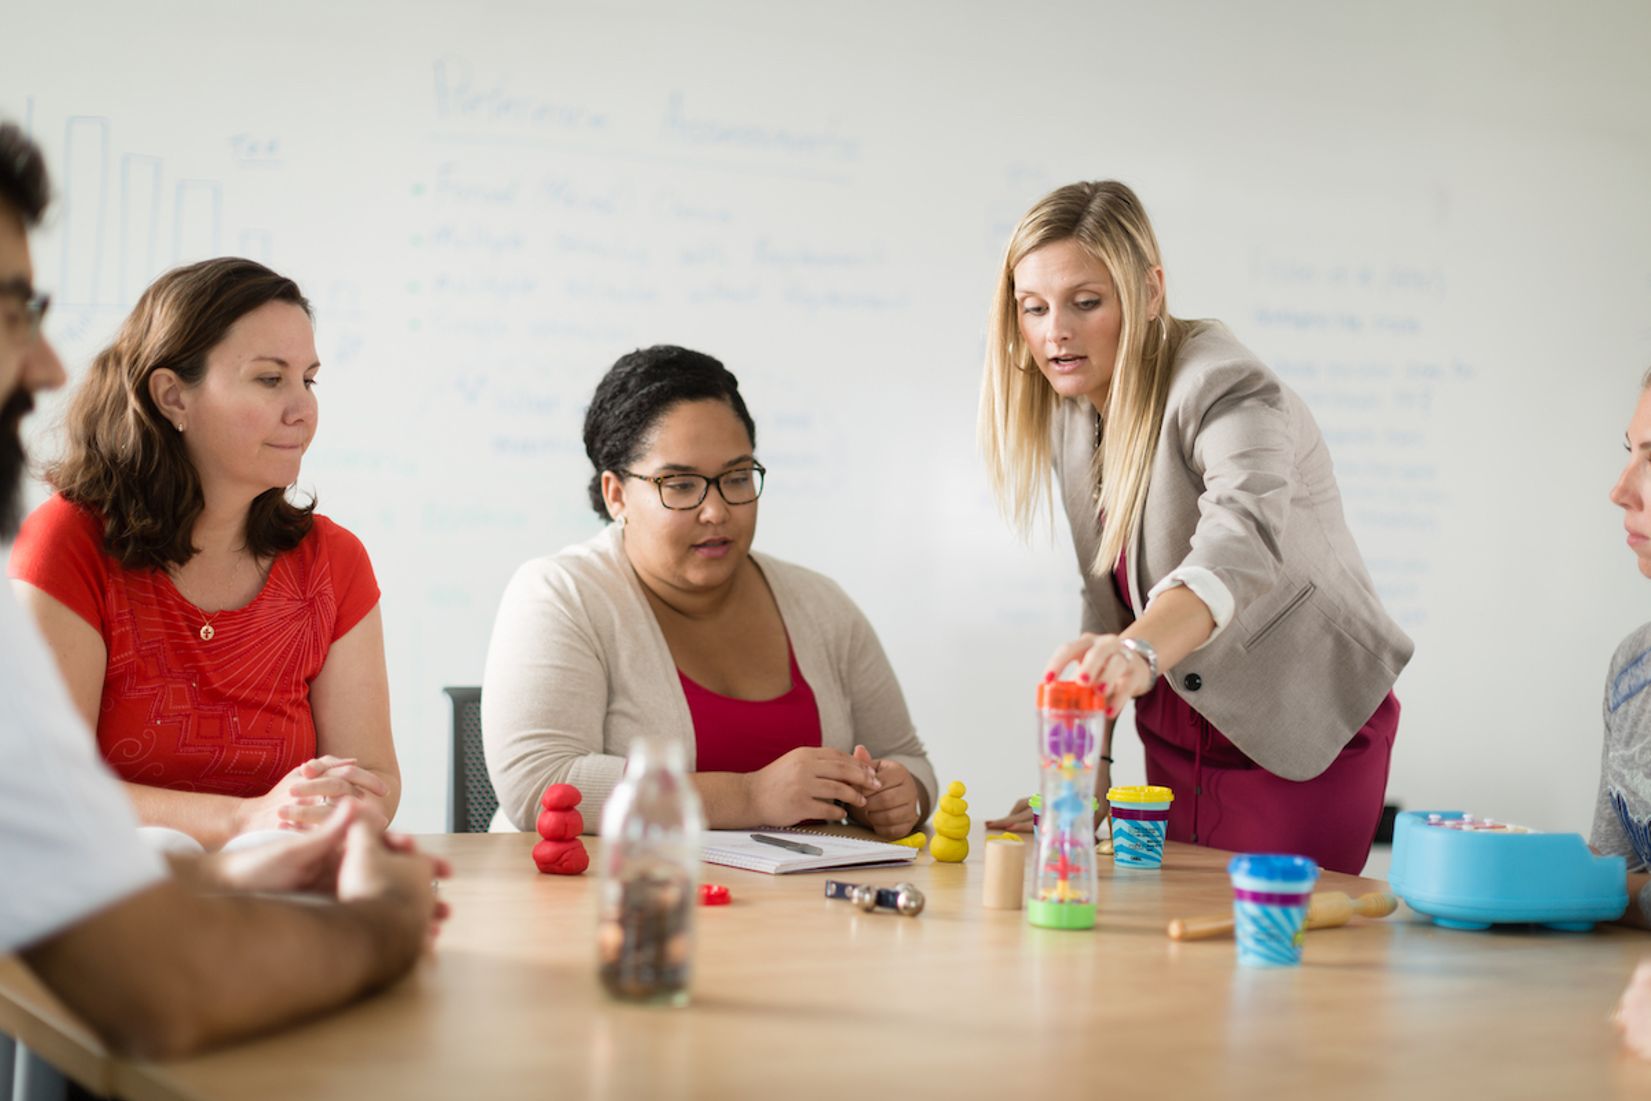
{"left": 47, "top": 258, "right": 315, "bottom": 570}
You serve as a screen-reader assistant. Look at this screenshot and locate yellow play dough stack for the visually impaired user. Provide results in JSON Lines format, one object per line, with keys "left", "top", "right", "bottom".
{"left": 930, "top": 781, "right": 970, "bottom": 862}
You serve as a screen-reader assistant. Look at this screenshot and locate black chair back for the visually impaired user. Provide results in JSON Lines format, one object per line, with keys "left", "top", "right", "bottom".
{"left": 443, "top": 686, "right": 498, "bottom": 833}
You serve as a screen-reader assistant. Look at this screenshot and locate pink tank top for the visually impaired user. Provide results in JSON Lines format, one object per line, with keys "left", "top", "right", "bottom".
{"left": 679, "top": 647, "right": 822, "bottom": 773}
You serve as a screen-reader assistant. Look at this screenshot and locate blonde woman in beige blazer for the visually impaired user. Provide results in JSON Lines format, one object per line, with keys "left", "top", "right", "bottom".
{"left": 980, "top": 182, "right": 1412, "bottom": 874}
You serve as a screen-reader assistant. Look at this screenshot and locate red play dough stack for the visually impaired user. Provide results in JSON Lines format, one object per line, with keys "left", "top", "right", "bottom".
{"left": 532, "top": 783, "right": 590, "bottom": 875}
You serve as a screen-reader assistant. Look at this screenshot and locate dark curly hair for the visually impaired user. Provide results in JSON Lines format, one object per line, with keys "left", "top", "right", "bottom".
{"left": 583, "top": 345, "right": 756, "bottom": 521}
{"left": 0, "top": 122, "right": 50, "bottom": 539}
{"left": 0, "top": 122, "right": 49, "bottom": 227}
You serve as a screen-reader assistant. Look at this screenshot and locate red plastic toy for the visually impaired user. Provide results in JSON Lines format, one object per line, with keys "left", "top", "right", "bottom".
{"left": 699, "top": 883, "right": 731, "bottom": 906}
{"left": 532, "top": 783, "right": 590, "bottom": 875}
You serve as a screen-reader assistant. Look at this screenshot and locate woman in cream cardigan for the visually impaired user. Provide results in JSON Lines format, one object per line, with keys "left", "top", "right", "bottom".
{"left": 980, "top": 181, "right": 1412, "bottom": 874}
{"left": 484, "top": 345, "right": 935, "bottom": 836}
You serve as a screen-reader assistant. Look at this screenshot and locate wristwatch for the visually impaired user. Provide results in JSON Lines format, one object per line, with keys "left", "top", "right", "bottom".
{"left": 1119, "top": 637, "right": 1159, "bottom": 690}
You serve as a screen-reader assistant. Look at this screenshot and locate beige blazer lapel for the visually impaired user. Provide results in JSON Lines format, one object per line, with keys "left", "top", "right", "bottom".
{"left": 1125, "top": 503, "right": 1147, "bottom": 617}
{"left": 1055, "top": 398, "right": 1128, "bottom": 638}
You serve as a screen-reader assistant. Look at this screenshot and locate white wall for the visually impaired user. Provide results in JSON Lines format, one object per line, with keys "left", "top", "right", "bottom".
{"left": 6, "top": 0, "right": 1651, "bottom": 845}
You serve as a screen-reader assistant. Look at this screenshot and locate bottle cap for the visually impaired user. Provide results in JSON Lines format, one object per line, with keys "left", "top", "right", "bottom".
{"left": 1037, "top": 680, "right": 1108, "bottom": 711}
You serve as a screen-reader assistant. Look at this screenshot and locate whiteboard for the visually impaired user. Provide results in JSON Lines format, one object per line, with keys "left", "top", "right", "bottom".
{"left": 7, "top": 0, "right": 1651, "bottom": 852}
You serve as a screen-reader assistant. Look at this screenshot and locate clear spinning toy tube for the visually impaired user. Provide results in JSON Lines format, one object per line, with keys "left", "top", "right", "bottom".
{"left": 1028, "top": 680, "right": 1107, "bottom": 930}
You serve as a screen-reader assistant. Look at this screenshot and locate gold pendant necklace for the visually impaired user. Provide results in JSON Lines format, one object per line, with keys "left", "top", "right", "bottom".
{"left": 177, "top": 552, "right": 270, "bottom": 642}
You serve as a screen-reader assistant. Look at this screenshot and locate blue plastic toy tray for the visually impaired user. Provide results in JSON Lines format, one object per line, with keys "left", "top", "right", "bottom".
{"left": 1389, "top": 810, "right": 1627, "bottom": 931}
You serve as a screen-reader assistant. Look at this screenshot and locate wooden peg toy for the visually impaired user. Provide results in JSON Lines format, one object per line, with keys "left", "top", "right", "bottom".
{"left": 1166, "top": 890, "right": 1398, "bottom": 941}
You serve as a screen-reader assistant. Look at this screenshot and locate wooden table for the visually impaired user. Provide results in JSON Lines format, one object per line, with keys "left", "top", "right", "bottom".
{"left": 7, "top": 832, "right": 1651, "bottom": 1099}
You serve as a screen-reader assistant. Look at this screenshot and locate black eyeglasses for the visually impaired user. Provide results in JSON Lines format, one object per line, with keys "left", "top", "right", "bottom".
{"left": 623, "top": 463, "right": 766, "bottom": 510}
{"left": 0, "top": 278, "right": 50, "bottom": 344}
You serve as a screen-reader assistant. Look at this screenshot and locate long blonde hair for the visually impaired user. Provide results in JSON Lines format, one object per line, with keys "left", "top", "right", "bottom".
{"left": 979, "top": 180, "right": 1185, "bottom": 576}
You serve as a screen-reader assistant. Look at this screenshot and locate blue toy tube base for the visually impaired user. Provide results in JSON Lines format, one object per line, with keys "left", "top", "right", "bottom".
{"left": 1434, "top": 916, "right": 1595, "bottom": 933}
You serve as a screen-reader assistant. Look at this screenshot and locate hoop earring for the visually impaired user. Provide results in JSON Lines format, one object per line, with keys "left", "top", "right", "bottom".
{"left": 1152, "top": 314, "right": 1168, "bottom": 359}
{"left": 614, "top": 514, "right": 626, "bottom": 529}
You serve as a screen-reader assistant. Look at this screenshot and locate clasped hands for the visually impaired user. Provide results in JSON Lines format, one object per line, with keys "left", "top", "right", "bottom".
{"left": 744, "top": 744, "right": 921, "bottom": 839}
{"left": 238, "top": 755, "right": 393, "bottom": 836}
{"left": 206, "top": 799, "right": 452, "bottom": 948}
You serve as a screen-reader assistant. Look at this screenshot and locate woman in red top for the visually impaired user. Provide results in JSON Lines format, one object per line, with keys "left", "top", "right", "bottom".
{"left": 9, "top": 258, "right": 399, "bottom": 849}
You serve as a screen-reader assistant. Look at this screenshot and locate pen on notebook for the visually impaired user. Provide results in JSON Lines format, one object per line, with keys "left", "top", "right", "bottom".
{"left": 750, "top": 832, "right": 824, "bottom": 856}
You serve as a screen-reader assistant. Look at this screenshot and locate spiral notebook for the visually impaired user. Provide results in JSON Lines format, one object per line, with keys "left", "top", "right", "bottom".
{"left": 700, "top": 830, "right": 919, "bottom": 874}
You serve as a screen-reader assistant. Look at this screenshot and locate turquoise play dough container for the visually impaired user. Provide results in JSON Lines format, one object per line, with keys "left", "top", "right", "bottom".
{"left": 1107, "top": 785, "right": 1174, "bottom": 868}
{"left": 1228, "top": 854, "right": 1319, "bottom": 967}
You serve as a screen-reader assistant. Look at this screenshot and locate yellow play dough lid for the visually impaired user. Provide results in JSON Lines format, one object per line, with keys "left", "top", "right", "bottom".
{"left": 1107, "top": 785, "right": 1174, "bottom": 803}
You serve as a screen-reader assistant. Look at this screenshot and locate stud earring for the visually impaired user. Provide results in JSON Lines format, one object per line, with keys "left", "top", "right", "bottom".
{"left": 175, "top": 422, "right": 184, "bottom": 432}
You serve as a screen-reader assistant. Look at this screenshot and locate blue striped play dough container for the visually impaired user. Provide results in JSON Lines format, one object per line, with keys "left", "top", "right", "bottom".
{"left": 1107, "top": 786, "right": 1174, "bottom": 868}
{"left": 1227, "top": 854, "right": 1320, "bottom": 967}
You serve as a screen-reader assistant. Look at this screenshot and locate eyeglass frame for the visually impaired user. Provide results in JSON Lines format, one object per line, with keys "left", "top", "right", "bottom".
{"left": 0, "top": 278, "right": 50, "bottom": 344}
{"left": 620, "top": 461, "right": 767, "bottom": 511}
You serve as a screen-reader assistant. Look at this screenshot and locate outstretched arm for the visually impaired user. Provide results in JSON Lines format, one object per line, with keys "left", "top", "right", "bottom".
{"left": 22, "top": 819, "right": 441, "bottom": 1059}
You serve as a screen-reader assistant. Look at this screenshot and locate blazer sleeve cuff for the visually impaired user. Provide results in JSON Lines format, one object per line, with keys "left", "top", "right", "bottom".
{"left": 1145, "top": 566, "right": 1234, "bottom": 647}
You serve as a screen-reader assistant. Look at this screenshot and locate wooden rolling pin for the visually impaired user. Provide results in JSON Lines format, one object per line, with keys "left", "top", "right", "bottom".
{"left": 1167, "top": 890, "right": 1398, "bottom": 941}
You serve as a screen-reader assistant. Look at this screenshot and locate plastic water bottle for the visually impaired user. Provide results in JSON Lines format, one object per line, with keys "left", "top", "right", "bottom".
{"left": 597, "top": 734, "right": 705, "bottom": 1005}
{"left": 1028, "top": 680, "right": 1106, "bottom": 930}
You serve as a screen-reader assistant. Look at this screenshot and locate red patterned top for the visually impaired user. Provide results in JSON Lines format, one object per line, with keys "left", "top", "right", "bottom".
{"left": 7, "top": 495, "right": 380, "bottom": 797}
{"left": 680, "top": 647, "right": 823, "bottom": 773}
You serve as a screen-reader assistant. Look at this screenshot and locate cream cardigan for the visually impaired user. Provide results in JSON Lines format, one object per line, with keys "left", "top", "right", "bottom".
{"left": 482, "top": 524, "right": 937, "bottom": 832}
